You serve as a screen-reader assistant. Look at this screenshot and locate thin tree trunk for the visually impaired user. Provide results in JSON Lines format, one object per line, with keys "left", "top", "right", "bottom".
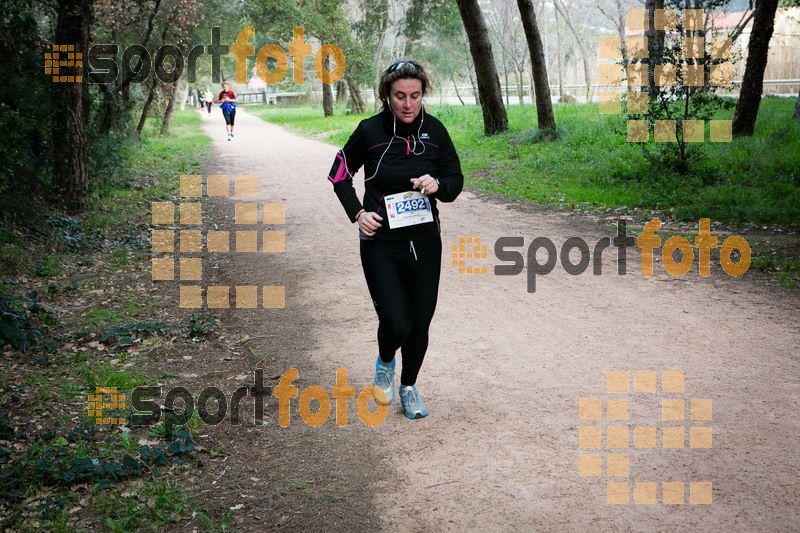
{"left": 51, "top": 0, "right": 91, "bottom": 211}
{"left": 322, "top": 86, "right": 334, "bottom": 117}
{"left": 160, "top": 80, "right": 181, "bottom": 135}
{"left": 136, "top": 77, "right": 159, "bottom": 138}
{"left": 346, "top": 76, "right": 366, "bottom": 113}
{"left": 516, "top": 68, "right": 524, "bottom": 105}
{"left": 517, "top": 0, "right": 556, "bottom": 130}
{"left": 794, "top": 87, "right": 800, "bottom": 120}
{"left": 336, "top": 79, "right": 348, "bottom": 104}
{"left": 555, "top": 7, "right": 564, "bottom": 100}
{"left": 452, "top": 74, "right": 466, "bottom": 106}
{"left": 733, "top": 0, "right": 779, "bottom": 136}
{"left": 503, "top": 61, "right": 510, "bottom": 105}
{"left": 553, "top": 0, "right": 592, "bottom": 102}
{"left": 456, "top": 0, "right": 508, "bottom": 134}
{"left": 645, "top": 0, "right": 665, "bottom": 99}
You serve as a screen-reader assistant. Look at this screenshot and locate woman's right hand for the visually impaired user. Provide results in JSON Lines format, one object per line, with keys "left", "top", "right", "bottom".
{"left": 358, "top": 212, "right": 383, "bottom": 237}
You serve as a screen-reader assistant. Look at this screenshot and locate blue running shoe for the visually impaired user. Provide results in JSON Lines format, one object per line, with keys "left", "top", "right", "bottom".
{"left": 399, "top": 385, "right": 428, "bottom": 419}
{"left": 373, "top": 356, "right": 396, "bottom": 405}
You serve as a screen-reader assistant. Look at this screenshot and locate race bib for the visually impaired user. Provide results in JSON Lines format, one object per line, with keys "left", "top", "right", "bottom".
{"left": 384, "top": 191, "right": 433, "bottom": 229}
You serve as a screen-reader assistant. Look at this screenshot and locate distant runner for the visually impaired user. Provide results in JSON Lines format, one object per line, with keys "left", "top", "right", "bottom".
{"left": 218, "top": 82, "right": 237, "bottom": 141}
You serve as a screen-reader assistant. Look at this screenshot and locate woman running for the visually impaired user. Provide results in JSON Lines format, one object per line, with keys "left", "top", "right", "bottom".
{"left": 218, "top": 82, "right": 237, "bottom": 141}
{"left": 326, "top": 60, "right": 463, "bottom": 419}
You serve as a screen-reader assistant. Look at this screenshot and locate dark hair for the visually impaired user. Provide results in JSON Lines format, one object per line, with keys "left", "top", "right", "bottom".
{"left": 378, "top": 60, "right": 431, "bottom": 106}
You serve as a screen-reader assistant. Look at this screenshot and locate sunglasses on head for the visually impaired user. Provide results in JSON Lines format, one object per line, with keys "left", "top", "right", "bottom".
{"left": 388, "top": 60, "right": 421, "bottom": 73}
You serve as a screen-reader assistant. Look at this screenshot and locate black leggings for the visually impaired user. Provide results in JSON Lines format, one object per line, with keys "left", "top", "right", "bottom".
{"left": 223, "top": 108, "right": 236, "bottom": 126}
{"left": 360, "top": 237, "right": 442, "bottom": 386}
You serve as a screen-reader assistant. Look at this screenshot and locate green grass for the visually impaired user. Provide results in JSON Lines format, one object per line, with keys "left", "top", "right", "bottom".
{"left": 0, "top": 110, "right": 224, "bottom": 530}
{"left": 247, "top": 97, "right": 799, "bottom": 228}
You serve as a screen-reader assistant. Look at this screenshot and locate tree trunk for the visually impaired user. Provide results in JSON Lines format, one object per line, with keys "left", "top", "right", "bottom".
{"left": 452, "top": 74, "right": 466, "bottom": 105}
{"left": 50, "top": 0, "right": 91, "bottom": 211}
{"left": 553, "top": 0, "right": 592, "bottom": 102}
{"left": 555, "top": 7, "right": 564, "bottom": 100}
{"left": 456, "top": 0, "right": 508, "bottom": 134}
{"left": 322, "top": 81, "right": 334, "bottom": 117}
{"left": 645, "top": 0, "right": 665, "bottom": 99}
{"left": 336, "top": 79, "right": 348, "bottom": 104}
{"left": 732, "top": 0, "right": 779, "bottom": 136}
{"left": 346, "top": 76, "right": 366, "bottom": 114}
{"left": 517, "top": 0, "right": 556, "bottom": 130}
{"left": 516, "top": 68, "right": 524, "bottom": 106}
{"left": 794, "top": 87, "right": 800, "bottom": 120}
{"left": 136, "top": 77, "right": 159, "bottom": 138}
{"left": 160, "top": 80, "right": 181, "bottom": 135}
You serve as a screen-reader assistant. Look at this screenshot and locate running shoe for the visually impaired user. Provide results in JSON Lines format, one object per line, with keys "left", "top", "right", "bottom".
{"left": 227, "top": 134, "right": 231, "bottom": 141}
{"left": 373, "top": 356, "right": 395, "bottom": 405}
{"left": 231, "top": 132, "right": 234, "bottom": 138}
{"left": 399, "top": 385, "right": 428, "bottom": 419}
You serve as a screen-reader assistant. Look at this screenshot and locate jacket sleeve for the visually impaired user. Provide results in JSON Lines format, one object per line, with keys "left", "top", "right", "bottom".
{"left": 327, "top": 122, "right": 367, "bottom": 222}
{"left": 433, "top": 126, "right": 464, "bottom": 203}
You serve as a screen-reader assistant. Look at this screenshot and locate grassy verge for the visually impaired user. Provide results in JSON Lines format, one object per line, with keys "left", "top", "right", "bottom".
{"left": 248, "top": 98, "right": 799, "bottom": 228}
{"left": 0, "top": 110, "right": 232, "bottom": 530}
{"left": 247, "top": 98, "right": 799, "bottom": 287}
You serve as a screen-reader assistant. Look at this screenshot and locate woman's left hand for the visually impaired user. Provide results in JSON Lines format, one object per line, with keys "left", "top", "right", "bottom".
{"left": 410, "top": 175, "right": 438, "bottom": 196}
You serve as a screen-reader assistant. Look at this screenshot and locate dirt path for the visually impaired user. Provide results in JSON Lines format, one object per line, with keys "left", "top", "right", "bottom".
{"left": 191, "top": 106, "right": 799, "bottom": 531}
